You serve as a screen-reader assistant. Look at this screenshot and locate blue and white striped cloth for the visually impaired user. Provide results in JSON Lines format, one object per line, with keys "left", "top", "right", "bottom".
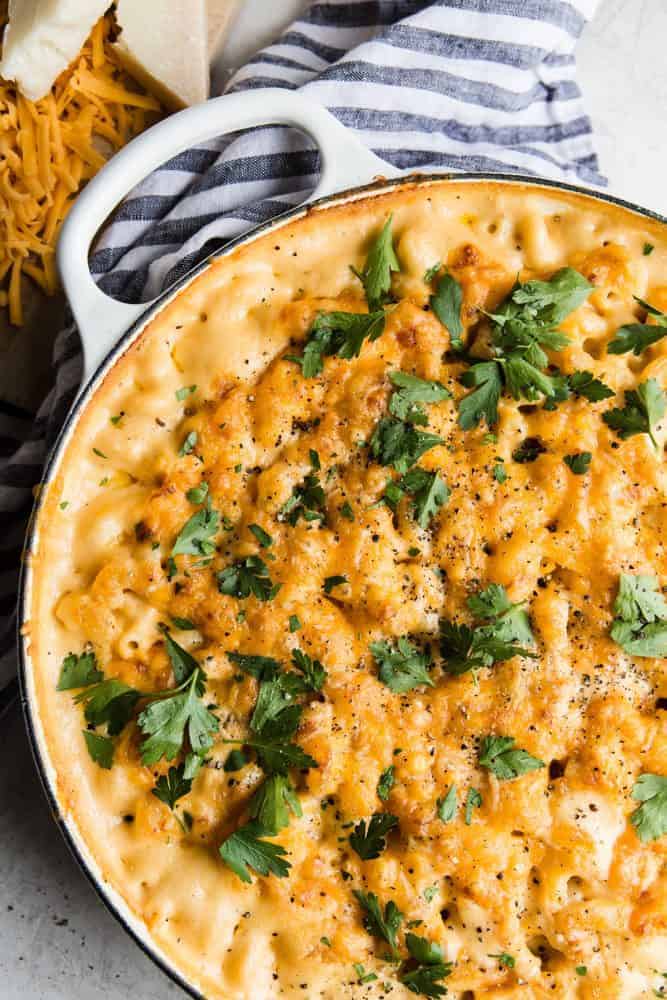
{"left": 0, "top": 0, "right": 603, "bottom": 697}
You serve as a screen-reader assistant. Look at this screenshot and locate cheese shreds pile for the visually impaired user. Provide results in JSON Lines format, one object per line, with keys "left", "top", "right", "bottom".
{"left": 0, "top": 14, "right": 163, "bottom": 326}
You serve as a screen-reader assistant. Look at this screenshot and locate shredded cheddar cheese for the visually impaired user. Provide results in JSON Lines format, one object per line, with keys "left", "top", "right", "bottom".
{"left": 0, "top": 14, "right": 162, "bottom": 326}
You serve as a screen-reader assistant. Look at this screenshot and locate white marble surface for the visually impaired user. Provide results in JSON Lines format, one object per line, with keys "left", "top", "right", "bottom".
{"left": 2, "top": 2, "right": 666, "bottom": 999}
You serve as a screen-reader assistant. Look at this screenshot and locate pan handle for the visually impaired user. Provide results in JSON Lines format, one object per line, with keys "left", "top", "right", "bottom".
{"left": 57, "top": 88, "right": 397, "bottom": 386}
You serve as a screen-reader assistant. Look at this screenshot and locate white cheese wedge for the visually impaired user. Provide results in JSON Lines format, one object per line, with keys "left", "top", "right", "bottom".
{"left": 111, "top": 0, "right": 208, "bottom": 109}
{"left": 0, "top": 0, "right": 109, "bottom": 102}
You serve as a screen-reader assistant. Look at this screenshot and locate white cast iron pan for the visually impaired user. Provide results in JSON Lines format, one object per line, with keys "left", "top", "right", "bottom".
{"left": 17, "top": 88, "right": 667, "bottom": 998}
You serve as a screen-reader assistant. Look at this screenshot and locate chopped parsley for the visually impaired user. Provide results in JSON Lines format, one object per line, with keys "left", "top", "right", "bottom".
{"left": 603, "top": 378, "right": 666, "bottom": 449}
{"left": 352, "top": 215, "right": 400, "bottom": 310}
{"left": 431, "top": 271, "right": 464, "bottom": 348}
{"left": 74, "top": 679, "right": 139, "bottom": 734}
{"left": 370, "top": 636, "right": 434, "bottom": 693}
{"left": 324, "top": 574, "right": 347, "bottom": 594}
{"left": 464, "top": 787, "right": 482, "bottom": 825}
{"left": 223, "top": 749, "right": 248, "bottom": 772}
{"left": 643, "top": 243, "right": 654, "bottom": 255}
{"left": 279, "top": 465, "right": 326, "bottom": 525}
{"left": 353, "top": 963, "right": 378, "bottom": 985}
{"left": 349, "top": 812, "right": 398, "bottom": 860}
{"left": 440, "top": 583, "right": 536, "bottom": 675}
{"left": 179, "top": 430, "right": 198, "bottom": 456}
{"left": 630, "top": 773, "right": 667, "bottom": 843}
{"left": 353, "top": 890, "right": 403, "bottom": 959}
{"left": 290, "top": 648, "right": 327, "bottom": 691}
{"left": 288, "top": 614, "right": 302, "bottom": 633}
{"left": 57, "top": 650, "right": 102, "bottom": 690}
{"left": 457, "top": 268, "right": 592, "bottom": 427}
{"left": 288, "top": 309, "right": 386, "bottom": 378}
{"left": 152, "top": 763, "right": 192, "bottom": 809}
{"left": 377, "top": 765, "right": 396, "bottom": 802}
{"left": 401, "top": 934, "right": 453, "bottom": 998}
{"left": 610, "top": 573, "right": 667, "bottom": 658}
{"left": 568, "top": 369, "right": 615, "bottom": 402}
{"left": 340, "top": 500, "right": 355, "bottom": 521}
{"left": 172, "top": 498, "right": 220, "bottom": 557}
{"left": 478, "top": 735, "right": 545, "bottom": 780}
{"left": 82, "top": 730, "right": 114, "bottom": 769}
{"left": 217, "top": 555, "right": 280, "bottom": 601}
{"left": 489, "top": 952, "right": 515, "bottom": 969}
{"left": 137, "top": 668, "right": 218, "bottom": 765}
{"left": 219, "top": 822, "right": 290, "bottom": 883}
{"left": 563, "top": 451, "right": 592, "bottom": 475}
{"left": 175, "top": 384, "right": 197, "bottom": 401}
{"left": 423, "top": 262, "right": 441, "bottom": 284}
{"left": 512, "top": 436, "right": 546, "bottom": 464}
{"left": 493, "top": 461, "right": 507, "bottom": 483}
{"left": 185, "top": 481, "right": 208, "bottom": 504}
{"left": 383, "top": 467, "right": 449, "bottom": 528}
{"left": 370, "top": 418, "right": 443, "bottom": 475}
{"left": 607, "top": 297, "right": 667, "bottom": 355}
{"left": 248, "top": 523, "right": 273, "bottom": 548}
{"left": 249, "top": 773, "right": 302, "bottom": 835}
{"left": 436, "top": 784, "right": 457, "bottom": 823}
{"left": 575, "top": 965, "right": 588, "bottom": 976}
{"left": 388, "top": 371, "right": 451, "bottom": 425}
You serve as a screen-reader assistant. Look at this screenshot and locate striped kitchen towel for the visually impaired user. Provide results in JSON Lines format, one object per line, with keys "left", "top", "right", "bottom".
{"left": 0, "top": 0, "right": 603, "bottom": 698}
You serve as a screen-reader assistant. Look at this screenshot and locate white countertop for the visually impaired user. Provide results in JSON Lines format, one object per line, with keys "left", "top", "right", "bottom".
{"left": 2, "top": 3, "right": 666, "bottom": 998}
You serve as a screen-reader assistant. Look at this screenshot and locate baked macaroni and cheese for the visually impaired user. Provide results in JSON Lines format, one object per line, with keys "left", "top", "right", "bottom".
{"left": 27, "top": 180, "right": 667, "bottom": 998}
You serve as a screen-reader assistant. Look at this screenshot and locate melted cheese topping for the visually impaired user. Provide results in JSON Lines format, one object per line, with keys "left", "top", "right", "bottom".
{"left": 28, "top": 181, "right": 667, "bottom": 998}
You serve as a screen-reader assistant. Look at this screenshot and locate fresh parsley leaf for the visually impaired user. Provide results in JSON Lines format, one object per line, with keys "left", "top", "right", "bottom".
{"left": 291, "top": 648, "right": 327, "bottom": 691}
{"left": 279, "top": 471, "right": 326, "bottom": 525}
{"left": 512, "top": 437, "right": 546, "bottom": 464}
{"left": 388, "top": 371, "right": 451, "bottom": 425}
{"left": 458, "top": 361, "right": 502, "bottom": 430}
{"left": 353, "top": 963, "right": 378, "bottom": 984}
{"left": 603, "top": 378, "right": 666, "bottom": 449}
{"left": 493, "top": 462, "right": 507, "bottom": 484}
{"left": 162, "top": 630, "right": 201, "bottom": 685}
{"left": 630, "top": 773, "right": 667, "bottom": 842}
{"left": 172, "top": 500, "right": 219, "bottom": 557}
{"left": 138, "top": 669, "right": 218, "bottom": 765}
{"left": 249, "top": 523, "right": 273, "bottom": 548}
{"left": 568, "top": 370, "right": 615, "bottom": 402}
{"left": 171, "top": 616, "right": 196, "bottom": 631}
{"left": 370, "top": 636, "right": 434, "bottom": 693}
{"left": 436, "top": 784, "right": 457, "bottom": 823}
{"left": 349, "top": 812, "right": 398, "bottom": 860}
{"left": 354, "top": 216, "right": 400, "bottom": 310}
{"left": 457, "top": 269, "right": 591, "bottom": 426}
{"left": 464, "top": 787, "right": 482, "bottom": 825}
{"left": 610, "top": 573, "right": 667, "bottom": 658}
{"left": 382, "top": 469, "right": 449, "bottom": 528}
{"left": 478, "top": 735, "right": 545, "bottom": 780}
{"left": 249, "top": 773, "right": 302, "bottom": 835}
{"left": 152, "top": 763, "right": 192, "bottom": 809}
{"left": 563, "top": 451, "right": 592, "bottom": 475}
{"left": 423, "top": 262, "right": 441, "bottom": 284}
{"left": 431, "top": 271, "right": 463, "bottom": 341}
{"left": 179, "top": 431, "right": 198, "bottom": 456}
{"left": 370, "top": 417, "right": 443, "bottom": 475}
{"left": 242, "top": 738, "right": 318, "bottom": 774}
{"left": 227, "top": 652, "right": 282, "bottom": 680}
{"left": 219, "top": 821, "right": 290, "bottom": 883}
{"left": 57, "top": 650, "right": 102, "bottom": 690}
{"left": 289, "top": 310, "right": 386, "bottom": 378}
{"left": 223, "top": 749, "right": 248, "bottom": 772}
{"left": 250, "top": 675, "right": 302, "bottom": 742}
{"left": 82, "top": 730, "right": 114, "bottom": 769}
{"left": 74, "top": 680, "right": 139, "bottom": 735}
{"left": 217, "top": 555, "right": 280, "bottom": 601}
{"left": 377, "top": 765, "right": 396, "bottom": 802}
{"left": 340, "top": 500, "right": 355, "bottom": 521}
{"left": 608, "top": 297, "right": 667, "bottom": 355}
{"left": 489, "top": 952, "right": 515, "bottom": 969}
{"left": 401, "top": 935, "right": 453, "bottom": 998}
{"left": 176, "top": 384, "right": 196, "bottom": 401}
{"left": 440, "top": 584, "right": 535, "bottom": 674}
{"left": 423, "top": 884, "right": 439, "bottom": 903}
{"left": 324, "top": 574, "right": 347, "bottom": 594}
{"left": 288, "top": 614, "right": 302, "bottom": 633}
{"left": 353, "top": 890, "right": 403, "bottom": 959}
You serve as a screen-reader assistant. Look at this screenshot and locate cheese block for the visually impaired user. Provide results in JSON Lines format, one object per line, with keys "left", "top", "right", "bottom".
{"left": 111, "top": 0, "right": 208, "bottom": 109}
{"left": 0, "top": 0, "right": 108, "bottom": 101}
{"left": 207, "top": 0, "right": 243, "bottom": 59}
{"left": 0, "top": 0, "right": 210, "bottom": 109}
